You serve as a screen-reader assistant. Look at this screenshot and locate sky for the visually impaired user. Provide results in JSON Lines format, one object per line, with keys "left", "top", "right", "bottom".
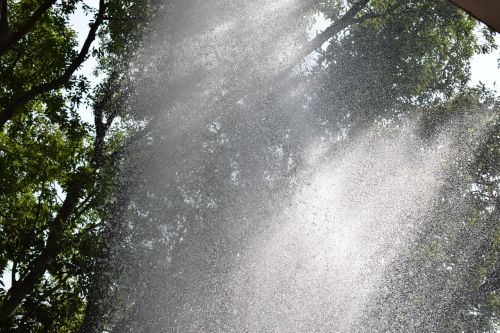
{"left": 470, "top": 34, "right": 500, "bottom": 93}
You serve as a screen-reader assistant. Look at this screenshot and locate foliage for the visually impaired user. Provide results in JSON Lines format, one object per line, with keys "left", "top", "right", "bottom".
{"left": 311, "top": 0, "right": 496, "bottom": 133}
{"left": 355, "top": 89, "right": 500, "bottom": 331}
{"left": 99, "top": 0, "right": 500, "bottom": 331}
{"left": 0, "top": 0, "right": 160, "bottom": 330}
{"left": 308, "top": 0, "right": 500, "bottom": 330}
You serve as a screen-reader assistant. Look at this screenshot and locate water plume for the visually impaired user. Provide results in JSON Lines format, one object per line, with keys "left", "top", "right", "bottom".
{"left": 168, "top": 116, "right": 493, "bottom": 332}
{"left": 101, "top": 0, "right": 499, "bottom": 331}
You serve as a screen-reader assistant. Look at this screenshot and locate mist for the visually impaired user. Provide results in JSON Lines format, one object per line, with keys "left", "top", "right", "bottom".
{"left": 99, "top": 0, "right": 499, "bottom": 331}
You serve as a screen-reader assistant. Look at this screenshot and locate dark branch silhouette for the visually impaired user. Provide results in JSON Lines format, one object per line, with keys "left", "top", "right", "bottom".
{"left": 300, "top": 0, "right": 370, "bottom": 60}
{"left": 0, "top": 0, "right": 107, "bottom": 130}
{"left": 0, "top": 0, "right": 11, "bottom": 43}
{"left": 0, "top": 0, "right": 57, "bottom": 56}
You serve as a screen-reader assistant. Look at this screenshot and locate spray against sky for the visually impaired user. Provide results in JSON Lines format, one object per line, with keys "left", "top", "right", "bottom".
{"left": 61, "top": 1, "right": 500, "bottom": 131}
{"left": 82, "top": 0, "right": 500, "bottom": 331}
{"left": 171, "top": 119, "right": 491, "bottom": 332}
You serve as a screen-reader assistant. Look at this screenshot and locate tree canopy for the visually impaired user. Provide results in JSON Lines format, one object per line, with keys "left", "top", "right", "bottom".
{"left": 0, "top": 0, "right": 499, "bottom": 331}
{"left": 0, "top": 0, "right": 159, "bottom": 329}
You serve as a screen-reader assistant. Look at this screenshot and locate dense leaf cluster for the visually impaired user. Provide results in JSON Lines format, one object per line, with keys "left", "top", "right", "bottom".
{"left": 0, "top": 0, "right": 161, "bottom": 330}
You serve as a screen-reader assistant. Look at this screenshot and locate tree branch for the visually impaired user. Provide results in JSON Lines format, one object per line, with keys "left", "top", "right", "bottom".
{"left": 300, "top": 0, "right": 370, "bottom": 60}
{"left": 0, "top": 2, "right": 111, "bottom": 322}
{"left": 0, "top": 177, "right": 82, "bottom": 321}
{"left": 0, "top": 0, "right": 11, "bottom": 44}
{"left": 11, "top": 262, "right": 16, "bottom": 288}
{"left": 0, "top": 0, "right": 107, "bottom": 130}
{"left": 0, "top": 0, "right": 57, "bottom": 56}
{"left": 0, "top": 123, "right": 114, "bottom": 322}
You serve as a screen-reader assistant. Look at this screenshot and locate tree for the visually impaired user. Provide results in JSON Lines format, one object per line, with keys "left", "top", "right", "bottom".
{"left": 0, "top": 0, "right": 160, "bottom": 329}
{"left": 1, "top": 0, "right": 498, "bottom": 331}
{"left": 310, "top": 0, "right": 496, "bottom": 133}
{"left": 348, "top": 89, "right": 500, "bottom": 332}
{"left": 307, "top": 1, "right": 500, "bottom": 330}
{"left": 82, "top": 0, "right": 499, "bottom": 331}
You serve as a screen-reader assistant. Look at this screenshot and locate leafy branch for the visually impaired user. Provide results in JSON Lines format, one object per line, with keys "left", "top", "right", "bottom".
{"left": 0, "top": 0, "right": 58, "bottom": 56}
{"left": 0, "top": 0, "right": 111, "bottom": 320}
{"left": 0, "top": 0, "right": 107, "bottom": 129}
